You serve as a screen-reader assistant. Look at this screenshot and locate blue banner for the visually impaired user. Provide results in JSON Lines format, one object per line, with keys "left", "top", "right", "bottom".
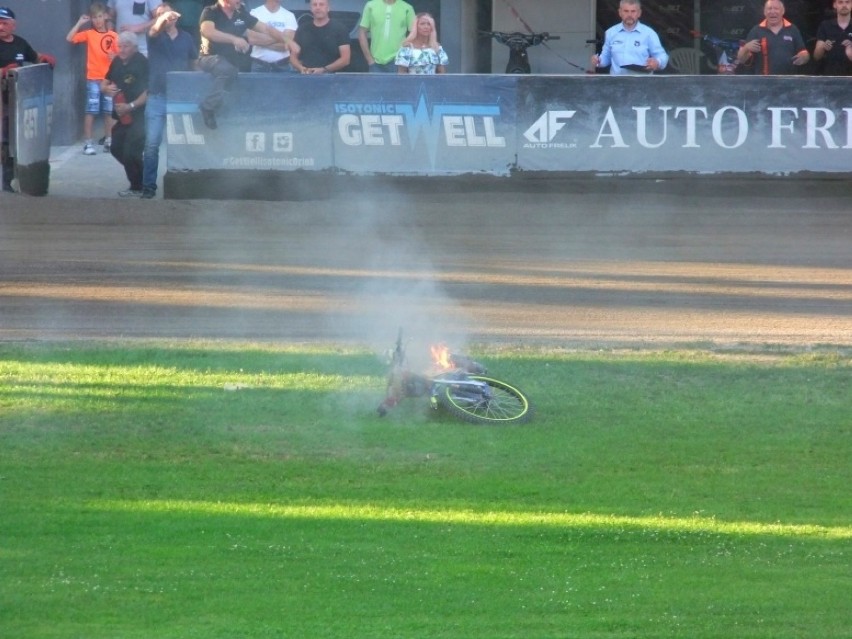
{"left": 329, "top": 75, "right": 516, "bottom": 176}
{"left": 517, "top": 75, "right": 852, "bottom": 174}
{"left": 166, "top": 73, "right": 852, "bottom": 177}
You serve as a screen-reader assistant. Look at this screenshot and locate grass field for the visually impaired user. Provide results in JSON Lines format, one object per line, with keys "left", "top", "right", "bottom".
{"left": 1, "top": 342, "right": 850, "bottom": 639}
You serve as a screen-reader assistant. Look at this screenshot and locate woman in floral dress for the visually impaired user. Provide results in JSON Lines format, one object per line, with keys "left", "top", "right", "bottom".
{"left": 395, "top": 12, "right": 448, "bottom": 74}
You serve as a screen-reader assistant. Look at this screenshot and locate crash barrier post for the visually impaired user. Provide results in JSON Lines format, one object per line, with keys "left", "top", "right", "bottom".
{"left": 165, "top": 73, "right": 852, "bottom": 200}
{"left": 1, "top": 64, "right": 53, "bottom": 196}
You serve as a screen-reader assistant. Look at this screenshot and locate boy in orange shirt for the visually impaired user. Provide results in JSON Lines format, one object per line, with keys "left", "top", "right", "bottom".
{"left": 67, "top": 2, "right": 118, "bottom": 155}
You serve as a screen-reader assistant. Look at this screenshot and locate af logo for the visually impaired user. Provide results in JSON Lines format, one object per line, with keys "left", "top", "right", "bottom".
{"left": 523, "top": 110, "right": 577, "bottom": 148}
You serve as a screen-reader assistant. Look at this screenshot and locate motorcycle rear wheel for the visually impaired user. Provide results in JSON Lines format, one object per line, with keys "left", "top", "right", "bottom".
{"left": 437, "top": 375, "right": 532, "bottom": 424}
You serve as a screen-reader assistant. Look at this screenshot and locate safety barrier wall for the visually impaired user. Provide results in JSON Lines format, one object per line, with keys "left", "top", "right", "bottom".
{"left": 165, "top": 73, "right": 851, "bottom": 190}
{"left": 2, "top": 64, "right": 53, "bottom": 195}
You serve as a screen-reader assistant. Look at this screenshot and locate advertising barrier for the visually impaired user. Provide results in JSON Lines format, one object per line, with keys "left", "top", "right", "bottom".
{"left": 517, "top": 75, "right": 852, "bottom": 174}
{"left": 2, "top": 64, "right": 53, "bottom": 196}
{"left": 165, "top": 73, "right": 851, "bottom": 198}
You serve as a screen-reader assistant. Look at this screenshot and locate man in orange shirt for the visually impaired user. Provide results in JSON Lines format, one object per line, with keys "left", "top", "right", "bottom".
{"left": 67, "top": 2, "right": 119, "bottom": 154}
{"left": 736, "top": 0, "right": 809, "bottom": 75}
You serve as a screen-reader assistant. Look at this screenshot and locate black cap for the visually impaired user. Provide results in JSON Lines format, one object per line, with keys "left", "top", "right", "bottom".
{"left": 0, "top": 7, "right": 16, "bottom": 20}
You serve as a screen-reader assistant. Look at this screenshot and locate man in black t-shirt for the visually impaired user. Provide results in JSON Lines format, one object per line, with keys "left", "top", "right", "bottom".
{"left": 814, "top": 0, "right": 852, "bottom": 75}
{"left": 103, "top": 31, "right": 149, "bottom": 197}
{"left": 197, "top": 0, "right": 295, "bottom": 129}
{"left": 1, "top": 6, "right": 56, "bottom": 193}
{"left": 291, "top": 0, "right": 351, "bottom": 74}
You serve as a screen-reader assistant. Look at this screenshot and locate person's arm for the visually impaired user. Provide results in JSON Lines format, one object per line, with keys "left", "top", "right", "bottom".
{"left": 290, "top": 47, "right": 305, "bottom": 73}
{"left": 248, "top": 27, "right": 296, "bottom": 52}
{"left": 250, "top": 21, "right": 293, "bottom": 47}
{"left": 323, "top": 43, "right": 350, "bottom": 73}
{"left": 36, "top": 52, "right": 56, "bottom": 67}
{"left": 358, "top": 26, "right": 373, "bottom": 65}
{"left": 737, "top": 28, "right": 760, "bottom": 66}
{"left": 200, "top": 19, "right": 251, "bottom": 53}
{"left": 67, "top": 14, "right": 90, "bottom": 42}
{"left": 130, "top": 90, "right": 148, "bottom": 109}
{"left": 813, "top": 26, "right": 830, "bottom": 61}
{"left": 647, "top": 32, "right": 667, "bottom": 70}
{"left": 846, "top": 39, "right": 852, "bottom": 62}
{"left": 791, "top": 30, "right": 810, "bottom": 66}
{"left": 114, "top": 88, "right": 147, "bottom": 120}
{"left": 792, "top": 48, "right": 810, "bottom": 66}
{"left": 149, "top": 9, "right": 179, "bottom": 38}
{"left": 592, "top": 28, "right": 613, "bottom": 70}
{"left": 436, "top": 46, "right": 448, "bottom": 74}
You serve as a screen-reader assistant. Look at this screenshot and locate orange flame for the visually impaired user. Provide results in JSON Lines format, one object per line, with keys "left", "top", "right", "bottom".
{"left": 430, "top": 343, "right": 452, "bottom": 370}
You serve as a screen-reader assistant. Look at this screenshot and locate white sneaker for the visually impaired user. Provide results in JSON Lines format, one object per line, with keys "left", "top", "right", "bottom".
{"left": 103, "top": 137, "right": 111, "bottom": 153}
{"left": 83, "top": 141, "right": 96, "bottom": 156}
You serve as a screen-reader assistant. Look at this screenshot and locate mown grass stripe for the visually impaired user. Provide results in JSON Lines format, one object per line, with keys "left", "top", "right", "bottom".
{"left": 92, "top": 500, "right": 852, "bottom": 540}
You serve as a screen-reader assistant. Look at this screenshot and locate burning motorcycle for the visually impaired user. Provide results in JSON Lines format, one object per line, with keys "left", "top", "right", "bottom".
{"left": 482, "top": 30, "right": 560, "bottom": 74}
{"left": 377, "top": 330, "right": 533, "bottom": 425}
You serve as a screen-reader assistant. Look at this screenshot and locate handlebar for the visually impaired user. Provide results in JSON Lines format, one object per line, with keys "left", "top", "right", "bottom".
{"left": 481, "top": 31, "right": 560, "bottom": 48}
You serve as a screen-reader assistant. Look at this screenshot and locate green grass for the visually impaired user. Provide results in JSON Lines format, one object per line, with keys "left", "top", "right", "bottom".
{"left": 1, "top": 342, "right": 850, "bottom": 638}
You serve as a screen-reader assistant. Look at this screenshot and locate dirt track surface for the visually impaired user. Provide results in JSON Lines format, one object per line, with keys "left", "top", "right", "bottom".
{"left": 1, "top": 179, "right": 850, "bottom": 351}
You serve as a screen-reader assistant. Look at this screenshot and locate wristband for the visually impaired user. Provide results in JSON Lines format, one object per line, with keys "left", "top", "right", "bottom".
{"left": 129, "top": 101, "right": 135, "bottom": 110}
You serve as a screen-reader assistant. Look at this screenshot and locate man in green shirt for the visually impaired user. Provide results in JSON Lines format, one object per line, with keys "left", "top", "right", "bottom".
{"left": 358, "top": 0, "right": 414, "bottom": 72}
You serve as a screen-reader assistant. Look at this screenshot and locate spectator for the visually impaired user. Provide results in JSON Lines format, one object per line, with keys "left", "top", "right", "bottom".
{"left": 358, "top": 0, "right": 414, "bottom": 73}
{"left": 108, "top": 0, "right": 161, "bottom": 57}
{"left": 102, "top": 31, "right": 148, "bottom": 197}
{"left": 248, "top": 0, "right": 297, "bottom": 73}
{"left": 67, "top": 3, "right": 119, "bottom": 156}
{"left": 591, "top": 0, "right": 668, "bottom": 75}
{"left": 736, "top": 0, "right": 809, "bottom": 74}
{"left": 171, "top": 0, "right": 204, "bottom": 48}
{"left": 198, "top": 0, "right": 294, "bottom": 129}
{"left": 813, "top": 0, "right": 852, "bottom": 75}
{"left": 395, "top": 12, "right": 447, "bottom": 74}
{"left": 1, "top": 6, "right": 55, "bottom": 193}
{"left": 141, "top": 2, "right": 196, "bottom": 199}
{"left": 290, "top": 0, "right": 351, "bottom": 74}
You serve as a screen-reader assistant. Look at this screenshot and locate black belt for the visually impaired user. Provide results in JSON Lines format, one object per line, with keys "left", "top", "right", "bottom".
{"left": 254, "top": 58, "right": 292, "bottom": 68}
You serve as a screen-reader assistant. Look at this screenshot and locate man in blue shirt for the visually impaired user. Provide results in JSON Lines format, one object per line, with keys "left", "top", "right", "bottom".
{"left": 591, "top": 0, "right": 668, "bottom": 75}
{"left": 141, "top": 2, "right": 196, "bottom": 199}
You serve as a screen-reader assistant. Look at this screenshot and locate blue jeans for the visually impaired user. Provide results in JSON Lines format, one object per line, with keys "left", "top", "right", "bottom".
{"left": 86, "top": 79, "right": 114, "bottom": 114}
{"left": 251, "top": 59, "right": 296, "bottom": 73}
{"left": 142, "top": 94, "right": 166, "bottom": 193}
{"left": 369, "top": 61, "right": 397, "bottom": 73}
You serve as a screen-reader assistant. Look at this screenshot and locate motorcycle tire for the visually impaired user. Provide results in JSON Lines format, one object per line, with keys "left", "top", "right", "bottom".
{"left": 437, "top": 375, "right": 533, "bottom": 425}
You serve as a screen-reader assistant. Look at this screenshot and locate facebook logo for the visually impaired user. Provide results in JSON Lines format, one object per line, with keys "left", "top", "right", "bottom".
{"left": 246, "top": 132, "right": 266, "bottom": 152}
